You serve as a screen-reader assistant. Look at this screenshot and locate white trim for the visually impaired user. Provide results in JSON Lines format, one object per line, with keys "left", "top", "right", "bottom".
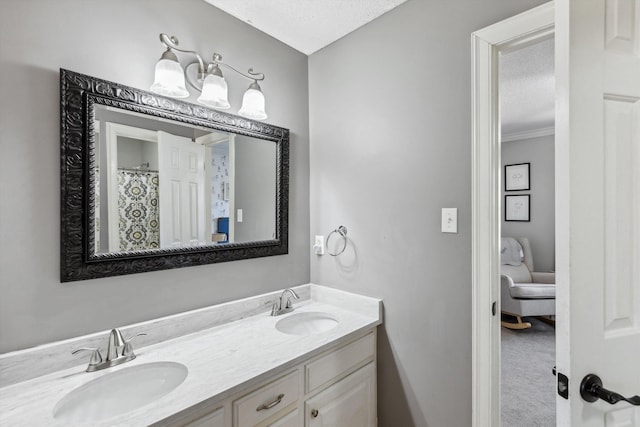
{"left": 501, "top": 126, "right": 555, "bottom": 142}
{"left": 471, "top": 3, "right": 554, "bottom": 427}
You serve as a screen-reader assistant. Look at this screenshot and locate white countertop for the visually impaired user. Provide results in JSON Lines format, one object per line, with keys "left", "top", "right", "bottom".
{"left": 0, "top": 285, "right": 382, "bottom": 426}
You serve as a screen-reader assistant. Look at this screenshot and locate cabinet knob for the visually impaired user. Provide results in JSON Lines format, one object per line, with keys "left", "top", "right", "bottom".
{"left": 311, "top": 409, "right": 319, "bottom": 418}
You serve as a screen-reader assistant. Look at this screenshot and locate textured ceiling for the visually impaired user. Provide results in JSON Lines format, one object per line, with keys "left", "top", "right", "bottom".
{"left": 499, "top": 37, "right": 555, "bottom": 139}
{"left": 203, "top": 0, "right": 408, "bottom": 55}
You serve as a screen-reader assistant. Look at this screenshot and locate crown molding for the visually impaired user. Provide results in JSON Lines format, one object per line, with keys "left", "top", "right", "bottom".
{"left": 501, "top": 126, "right": 555, "bottom": 142}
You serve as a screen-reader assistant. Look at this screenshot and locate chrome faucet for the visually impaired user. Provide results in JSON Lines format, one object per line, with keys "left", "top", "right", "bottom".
{"left": 271, "top": 288, "right": 300, "bottom": 316}
{"left": 72, "top": 328, "right": 147, "bottom": 372}
{"left": 106, "top": 328, "right": 126, "bottom": 361}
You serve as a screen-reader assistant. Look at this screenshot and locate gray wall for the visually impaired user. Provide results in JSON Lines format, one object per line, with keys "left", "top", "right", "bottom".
{"left": 308, "top": 0, "right": 547, "bottom": 425}
{"left": 116, "top": 138, "right": 158, "bottom": 170}
{"left": 234, "top": 136, "right": 277, "bottom": 242}
{"left": 502, "top": 135, "right": 556, "bottom": 272}
{"left": 0, "top": 0, "right": 309, "bottom": 353}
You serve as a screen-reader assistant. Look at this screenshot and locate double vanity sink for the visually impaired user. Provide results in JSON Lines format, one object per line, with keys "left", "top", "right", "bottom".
{"left": 0, "top": 284, "right": 381, "bottom": 426}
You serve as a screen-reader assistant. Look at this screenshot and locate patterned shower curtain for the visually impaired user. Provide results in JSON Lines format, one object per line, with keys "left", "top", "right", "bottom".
{"left": 117, "top": 170, "right": 160, "bottom": 251}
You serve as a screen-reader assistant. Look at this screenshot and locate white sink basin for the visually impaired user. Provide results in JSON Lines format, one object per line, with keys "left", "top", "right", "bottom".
{"left": 53, "top": 361, "right": 188, "bottom": 422}
{"left": 275, "top": 312, "right": 339, "bottom": 335}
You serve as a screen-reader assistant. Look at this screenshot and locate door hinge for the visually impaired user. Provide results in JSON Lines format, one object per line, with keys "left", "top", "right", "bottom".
{"left": 553, "top": 366, "right": 569, "bottom": 399}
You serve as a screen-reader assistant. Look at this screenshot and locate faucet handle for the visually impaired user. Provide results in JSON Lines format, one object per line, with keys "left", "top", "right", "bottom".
{"left": 72, "top": 347, "right": 103, "bottom": 371}
{"left": 122, "top": 333, "right": 147, "bottom": 357}
{"left": 271, "top": 303, "right": 280, "bottom": 316}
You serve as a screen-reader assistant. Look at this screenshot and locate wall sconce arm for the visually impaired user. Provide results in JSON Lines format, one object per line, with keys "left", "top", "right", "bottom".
{"left": 159, "top": 33, "right": 205, "bottom": 76}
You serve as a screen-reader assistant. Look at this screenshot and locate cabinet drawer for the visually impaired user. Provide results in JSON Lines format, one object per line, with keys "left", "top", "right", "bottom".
{"left": 233, "top": 370, "right": 300, "bottom": 427}
{"left": 264, "top": 409, "right": 300, "bottom": 427}
{"left": 305, "top": 333, "right": 375, "bottom": 393}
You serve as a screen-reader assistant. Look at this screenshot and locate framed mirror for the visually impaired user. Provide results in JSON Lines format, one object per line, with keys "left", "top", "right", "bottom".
{"left": 60, "top": 69, "right": 289, "bottom": 282}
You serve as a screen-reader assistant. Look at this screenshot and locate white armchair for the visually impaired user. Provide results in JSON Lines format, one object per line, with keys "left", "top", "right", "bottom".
{"left": 500, "top": 237, "right": 555, "bottom": 329}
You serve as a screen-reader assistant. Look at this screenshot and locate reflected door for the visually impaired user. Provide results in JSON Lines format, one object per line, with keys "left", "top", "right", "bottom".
{"left": 158, "top": 131, "right": 210, "bottom": 248}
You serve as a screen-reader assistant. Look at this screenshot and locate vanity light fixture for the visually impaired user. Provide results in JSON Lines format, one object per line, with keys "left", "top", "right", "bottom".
{"left": 150, "top": 33, "right": 267, "bottom": 120}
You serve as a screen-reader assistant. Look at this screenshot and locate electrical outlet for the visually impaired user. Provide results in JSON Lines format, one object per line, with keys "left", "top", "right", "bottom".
{"left": 313, "top": 235, "right": 325, "bottom": 255}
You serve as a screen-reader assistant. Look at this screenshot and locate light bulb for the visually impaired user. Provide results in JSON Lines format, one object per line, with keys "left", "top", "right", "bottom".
{"left": 150, "top": 50, "right": 189, "bottom": 98}
{"left": 238, "top": 81, "right": 267, "bottom": 120}
{"left": 197, "top": 73, "right": 230, "bottom": 109}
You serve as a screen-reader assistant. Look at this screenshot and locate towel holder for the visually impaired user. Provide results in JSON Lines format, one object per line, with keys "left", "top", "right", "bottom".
{"left": 326, "top": 226, "right": 348, "bottom": 256}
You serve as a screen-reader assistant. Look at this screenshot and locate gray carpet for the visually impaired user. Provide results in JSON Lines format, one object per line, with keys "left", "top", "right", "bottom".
{"left": 501, "top": 316, "right": 556, "bottom": 427}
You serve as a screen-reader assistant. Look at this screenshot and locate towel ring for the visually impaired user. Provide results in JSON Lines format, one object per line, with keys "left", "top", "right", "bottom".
{"left": 326, "top": 226, "right": 348, "bottom": 256}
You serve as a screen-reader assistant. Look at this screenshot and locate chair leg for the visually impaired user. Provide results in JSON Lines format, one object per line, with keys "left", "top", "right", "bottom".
{"left": 536, "top": 315, "right": 556, "bottom": 327}
{"left": 501, "top": 314, "right": 532, "bottom": 330}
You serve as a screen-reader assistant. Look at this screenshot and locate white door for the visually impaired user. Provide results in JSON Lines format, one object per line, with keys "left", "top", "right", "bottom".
{"left": 556, "top": 0, "right": 640, "bottom": 425}
{"left": 158, "top": 131, "right": 208, "bottom": 248}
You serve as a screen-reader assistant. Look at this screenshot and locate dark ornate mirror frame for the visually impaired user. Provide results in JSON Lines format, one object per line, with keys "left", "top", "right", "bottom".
{"left": 60, "top": 69, "right": 289, "bottom": 282}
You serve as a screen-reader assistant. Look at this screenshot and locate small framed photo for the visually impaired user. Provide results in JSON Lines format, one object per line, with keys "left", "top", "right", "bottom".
{"left": 505, "top": 195, "right": 530, "bottom": 222}
{"left": 504, "top": 163, "right": 530, "bottom": 191}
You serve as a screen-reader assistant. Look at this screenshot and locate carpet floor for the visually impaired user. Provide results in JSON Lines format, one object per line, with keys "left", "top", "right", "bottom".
{"left": 501, "top": 316, "right": 556, "bottom": 427}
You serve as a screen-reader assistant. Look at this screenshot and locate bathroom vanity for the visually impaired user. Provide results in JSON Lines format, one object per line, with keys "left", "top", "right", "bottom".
{"left": 173, "top": 331, "right": 376, "bottom": 427}
{"left": 0, "top": 285, "right": 382, "bottom": 426}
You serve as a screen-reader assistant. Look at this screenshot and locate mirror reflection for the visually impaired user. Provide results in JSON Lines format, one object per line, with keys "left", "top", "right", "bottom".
{"left": 93, "top": 105, "right": 276, "bottom": 254}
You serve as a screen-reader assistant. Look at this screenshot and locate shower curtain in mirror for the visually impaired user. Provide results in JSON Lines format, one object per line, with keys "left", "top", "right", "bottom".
{"left": 118, "top": 170, "right": 160, "bottom": 251}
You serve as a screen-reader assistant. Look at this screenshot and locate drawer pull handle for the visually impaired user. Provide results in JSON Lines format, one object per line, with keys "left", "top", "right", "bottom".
{"left": 311, "top": 409, "right": 319, "bottom": 418}
{"left": 256, "top": 393, "right": 285, "bottom": 411}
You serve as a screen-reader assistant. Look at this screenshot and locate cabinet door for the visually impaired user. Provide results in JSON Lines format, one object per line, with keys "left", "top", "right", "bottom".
{"left": 184, "top": 406, "right": 225, "bottom": 427}
{"left": 305, "top": 363, "right": 376, "bottom": 427}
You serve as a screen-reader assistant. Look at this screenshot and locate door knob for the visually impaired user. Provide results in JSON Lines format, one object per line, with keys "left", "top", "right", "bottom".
{"left": 580, "top": 374, "right": 640, "bottom": 406}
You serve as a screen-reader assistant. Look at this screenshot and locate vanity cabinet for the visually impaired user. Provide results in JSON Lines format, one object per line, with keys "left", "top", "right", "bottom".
{"left": 185, "top": 407, "right": 226, "bottom": 427}
{"left": 267, "top": 409, "right": 301, "bottom": 427}
{"left": 180, "top": 331, "right": 376, "bottom": 427}
{"left": 305, "top": 363, "right": 376, "bottom": 427}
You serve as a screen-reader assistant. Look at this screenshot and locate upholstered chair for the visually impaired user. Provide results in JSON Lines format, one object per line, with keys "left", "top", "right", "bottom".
{"left": 501, "top": 237, "right": 555, "bottom": 329}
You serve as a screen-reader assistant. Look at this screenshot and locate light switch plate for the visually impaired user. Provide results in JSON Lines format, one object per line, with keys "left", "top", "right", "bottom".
{"left": 442, "top": 208, "right": 458, "bottom": 233}
{"left": 237, "top": 209, "right": 243, "bottom": 223}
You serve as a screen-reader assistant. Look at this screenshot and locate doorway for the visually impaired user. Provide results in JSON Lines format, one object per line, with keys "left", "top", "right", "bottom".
{"left": 470, "top": 3, "right": 554, "bottom": 426}
{"left": 474, "top": 2, "right": 640, "bottom": 426}
{"left": 498, "top": 36, "right": 556, "bottom": 426}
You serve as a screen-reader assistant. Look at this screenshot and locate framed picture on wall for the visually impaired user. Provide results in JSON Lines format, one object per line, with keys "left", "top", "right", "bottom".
{"left": 505, "top": 195, "right": 530, "bottom": 222}
{"left": 504, "top": 162, "right": 530, "bottom": 191}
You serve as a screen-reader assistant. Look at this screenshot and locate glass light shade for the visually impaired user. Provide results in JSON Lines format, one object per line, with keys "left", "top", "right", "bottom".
{"left": 197, "top": 74, "right": 230, "bottom": 109}
{"left": 150, "top": 59, "right": 189, "bottom": 98}
{"left": 238, "top": 84, "right": 267, "bottom": 120}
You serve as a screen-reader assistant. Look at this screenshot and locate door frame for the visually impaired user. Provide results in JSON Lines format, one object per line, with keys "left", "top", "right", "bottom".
{"left": 470, "top": 3, "right": 554, "bottom": 426}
